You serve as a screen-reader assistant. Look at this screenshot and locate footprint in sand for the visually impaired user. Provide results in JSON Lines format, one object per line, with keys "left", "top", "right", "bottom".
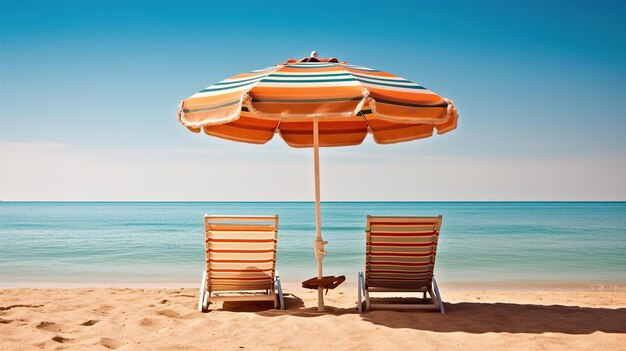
{"left": 80, "top": 319, "right": 99, "bottom": 326}
{"left": 36, "top": 321, "right": 65, "bottom": 333}
{"left": 139, "top": 318, "right": 154, "bottom": 327}
{"left": 0, "top": 304, "right": 43, "bottom": 311}
{"left": 156, "top": 309, "right": 180, "bottom": 318}
{"left": 100, "top": 337, "right": 122, "bottom": 349}
{"left": 51, "top": 335, "right": 73, "bottom": 343}
{"left": 94, "top": 305, "right": 114, "bottom": 315}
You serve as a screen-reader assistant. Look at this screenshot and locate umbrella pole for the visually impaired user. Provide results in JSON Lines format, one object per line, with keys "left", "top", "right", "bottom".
{"left": 313, "top": 117, "right": 326, "bottom": 312}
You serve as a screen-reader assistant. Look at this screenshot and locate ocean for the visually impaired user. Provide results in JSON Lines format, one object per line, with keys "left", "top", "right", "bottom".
{"left": 1, "top": 202, "right": 625, "bottom": 289}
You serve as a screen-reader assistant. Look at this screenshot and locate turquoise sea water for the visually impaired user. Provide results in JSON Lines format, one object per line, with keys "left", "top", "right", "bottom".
{"left": 1, "top": 202, "right": 625, "bottom": 288}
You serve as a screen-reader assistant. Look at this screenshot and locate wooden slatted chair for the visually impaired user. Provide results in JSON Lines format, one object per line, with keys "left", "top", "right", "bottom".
{"left": 357, "top": 215, "right": 445, "bottom": 313}
{"left": 198, "top": 215, "right": 284, "bottom": 312}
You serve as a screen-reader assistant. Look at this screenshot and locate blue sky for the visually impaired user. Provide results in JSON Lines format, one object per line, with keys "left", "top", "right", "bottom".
{"left": 1, "top": 0, "right": 625, "bottom": 200}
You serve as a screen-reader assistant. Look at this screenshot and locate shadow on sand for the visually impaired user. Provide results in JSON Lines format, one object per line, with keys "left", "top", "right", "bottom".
{"left": 221, "top": 295, "right": 626, "bottom": 334}
{"left": 220, "top": 293, "right": 305, "bottom": 312}
{"left": 360, "top": 300, "right": 626, "bottom": 334}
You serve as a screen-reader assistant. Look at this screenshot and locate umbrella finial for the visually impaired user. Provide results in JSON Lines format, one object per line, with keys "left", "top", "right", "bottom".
{"left": 310, "top": 51, "right": 318, "bottom": 58}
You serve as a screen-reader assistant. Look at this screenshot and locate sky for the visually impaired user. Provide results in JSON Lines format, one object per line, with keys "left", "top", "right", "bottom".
{"left": 1, "top": 0, "right": 625, "bottom": 201}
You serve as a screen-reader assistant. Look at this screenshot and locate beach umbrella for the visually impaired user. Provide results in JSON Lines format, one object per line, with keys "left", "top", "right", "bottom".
{"left": 178, "top": 52, "right": 459, "bottom": 311}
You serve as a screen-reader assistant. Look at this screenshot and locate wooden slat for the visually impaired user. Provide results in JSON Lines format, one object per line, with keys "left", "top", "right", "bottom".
{"left": 370, "top": 252, "right": 433, "bottom": 258}
{"left": 369, "top": 267, "right": 432, "bottom": 275}
{"left": 207, "top": 231, "right": 276, "bottom": 240}
{"left": 369, "top": 303, "right": 439, "bottom": 310}
{"left": 368, "top": 261, "right": 431, "bottom": 266}
{"left": 368, "top": 215, "right": 441, "bottom": 223}
{"left": 210, "top": 249, "right": 276, "bottom": 253}
{"left": 209, "top": 294, "right": 275, "bottom": 302}
{"left": 207, "top": 238, "right": 276, "bottom": 243}
{"left": 370, "top": 242, "right": 435, "bottom": 247}
{"left": 208, "top": 258, "right": 275, "bottom": 263}
{"left": 206, "top": 225, "right": 276, "bottom": 232}
{"left": 205, "top": 215, "right": 278, "bottom": 223}
{"left": 368, "top": 287, "right": 430, "bottom": 292}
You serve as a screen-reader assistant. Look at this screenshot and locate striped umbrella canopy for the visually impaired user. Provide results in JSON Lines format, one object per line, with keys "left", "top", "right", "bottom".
{"left": 178, "top": 52, "right": 458, "bottom": 311}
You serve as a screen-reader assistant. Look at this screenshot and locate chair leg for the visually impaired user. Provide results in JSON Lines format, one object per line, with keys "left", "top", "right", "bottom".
{"left": 275, "top": 275, "right": 285, "bottom": 310}
{"left": 272, "top": 288, "right": 278, "bottom": 309}
{"left": 357, "top": 272, "right": 363, "bottom": 313}
{"left": 433, "top": 277, "right": 445, "bottom": 314}
{"left": 364, "top": 282, "right": 371, "bottom": 310}
{"left": 198, "top": 271, "right": 208, "bottom": 313}
{"left": 203, "top": 292, "right": 210, "bottom": 311}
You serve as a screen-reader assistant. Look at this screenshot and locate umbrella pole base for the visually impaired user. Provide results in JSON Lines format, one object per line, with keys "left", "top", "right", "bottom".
{"left": 318, "top": 287, "right": 324, "bottom": 311}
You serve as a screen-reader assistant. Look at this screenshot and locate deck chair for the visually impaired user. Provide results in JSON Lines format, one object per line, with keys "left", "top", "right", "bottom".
{"left": 198, "top": 215, "right": 284, "bottom": 312}
{"left": 357, "top": 215, "right": 445, "bottom": 313}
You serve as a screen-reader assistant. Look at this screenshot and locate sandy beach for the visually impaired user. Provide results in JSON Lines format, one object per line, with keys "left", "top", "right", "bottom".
{"left": 2, "top": 285, "right": 625, "bottom": 350}
{"left": 2, "top": 0, "right": 626, "bottom": 350}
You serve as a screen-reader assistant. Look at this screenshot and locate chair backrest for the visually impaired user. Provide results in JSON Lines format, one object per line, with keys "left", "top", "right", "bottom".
{"left": 204, "top": 215, "right": 278, "bottom": 292}
{"left": 366, "top": 215, "right": 442, "bottom": 290}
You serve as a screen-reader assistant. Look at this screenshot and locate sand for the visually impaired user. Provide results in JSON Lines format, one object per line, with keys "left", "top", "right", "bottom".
{"left": 1, "top": 285, "right": 625, "bottom": 350}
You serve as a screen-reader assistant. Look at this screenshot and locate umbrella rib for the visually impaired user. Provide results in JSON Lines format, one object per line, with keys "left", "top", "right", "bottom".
{"left": 274, "top": 119, "right": 282, "bottom": 134}
{"left": 358, "top": 110, "right": 373, "bottom": 134}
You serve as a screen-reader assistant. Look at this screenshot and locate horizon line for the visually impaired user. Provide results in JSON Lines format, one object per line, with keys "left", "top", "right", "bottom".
{"left": 2, "top": 200, "right": 625, "bottom": 203}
